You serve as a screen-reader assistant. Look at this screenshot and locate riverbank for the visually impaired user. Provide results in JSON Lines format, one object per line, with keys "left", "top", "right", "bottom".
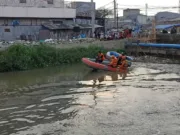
{"left": 0, "top": 40, "right": 125, "bottom": 72}
{"left": 0, "top": 39, "right": 126, "bottom": 50}
{"left": 50, "top": 39, "right": 126, "bottom": 49}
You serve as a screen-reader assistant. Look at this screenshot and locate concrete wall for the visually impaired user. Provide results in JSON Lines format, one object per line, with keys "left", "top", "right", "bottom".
{"left": 137, "top": 15, "right": 147, "bottom": 24}
{"left": 0, "top": 6, "right": 76, "bottom": 18}
{"left": 75, "top": 18, "right": 98, "bottom": 25}
{"left": 71, "top": 2, "right": 95, "bottom": 17}
{"left": 52, "top": 39, "right": 126, "bottom": 50}
{"left": 105, "top": 18, "right": 134, "bottom": 30}
{"left": 123, "top": 9, "right": 140, "bottom": 18}
{"left": 0, "top": 26, "right": 41, "bottom": 41}
{"left": 0, "top": 18, "right": 74, "bottom": 26}
{"left": 125, "top": 44, "right": 180, "bottom": 59}
{"left": 0, "top": 25, "right": 91, "bottom": 41}
{"left": 0, "top": 0, "right": 65, "bottom": 8}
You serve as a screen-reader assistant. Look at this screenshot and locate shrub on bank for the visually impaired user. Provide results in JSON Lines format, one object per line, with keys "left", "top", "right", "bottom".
{"left": 0, "top": 44, "right": 125, "bottom": 72}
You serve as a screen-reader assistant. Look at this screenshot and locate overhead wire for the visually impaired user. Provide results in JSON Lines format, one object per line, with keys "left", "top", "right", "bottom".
{"left": 97, "top": 1, "right": 114, "bottom": 9}
{"left": 67, "top": 1, "right": 180, "bottom": 16}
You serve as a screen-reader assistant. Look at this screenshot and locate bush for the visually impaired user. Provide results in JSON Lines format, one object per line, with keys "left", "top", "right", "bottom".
{"left": 0, "top": 44, "right": 125, "bottom": 72}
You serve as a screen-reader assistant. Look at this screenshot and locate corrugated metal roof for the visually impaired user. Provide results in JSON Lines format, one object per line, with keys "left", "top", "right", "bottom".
{"left": 42, "top": 23, "right": 103, "bottom": 30}
{"left": 94, "top": 24, "right": 103, "bottom": 28}
{"left": 156, "top": 24, "right": 180, "bottom": 29}
{"left": 78, "top": 24, "right": 92, "bottom": 29}
{"left": 42, "top": 23, "right": 73, "bottom": 30}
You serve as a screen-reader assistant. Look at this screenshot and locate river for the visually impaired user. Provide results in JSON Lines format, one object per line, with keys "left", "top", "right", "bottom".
{"left": 0, "top": 59, "right": 180, "bottom": 135}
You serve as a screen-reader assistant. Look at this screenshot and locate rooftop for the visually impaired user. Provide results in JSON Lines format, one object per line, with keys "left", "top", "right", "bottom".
{"left": 124, "top": 8, "right": 140, "bottom": 11}
{"left": 156, "top": 24, "right": 180, "bottom": 30}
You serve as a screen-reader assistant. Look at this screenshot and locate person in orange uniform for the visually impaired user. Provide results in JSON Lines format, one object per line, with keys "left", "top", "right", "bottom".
{"left": 96, "top": 51, "right": 105, "bottom": 63}
{"left": 117, "top": 52, "right": 126, "bottom": 66}
{"left": 119, "top": 56, "right": 128, "bottom": 79}
{"left": 108, "top": 55, "right": 118, "bottom": 68}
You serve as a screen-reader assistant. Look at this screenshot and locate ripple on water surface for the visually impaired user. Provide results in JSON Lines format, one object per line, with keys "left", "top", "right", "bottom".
{"left": 0, "top": 62, "right": 180, "bottom": 135}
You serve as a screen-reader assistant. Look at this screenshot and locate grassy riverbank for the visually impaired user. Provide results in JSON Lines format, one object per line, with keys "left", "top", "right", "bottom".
{"left": 0, "top": 44, "right": 124, "bottom": 72}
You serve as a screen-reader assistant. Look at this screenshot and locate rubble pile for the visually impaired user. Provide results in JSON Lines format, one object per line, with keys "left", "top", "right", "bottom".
{"left": 0, "top": 38, "right": 97, "bottom": 48}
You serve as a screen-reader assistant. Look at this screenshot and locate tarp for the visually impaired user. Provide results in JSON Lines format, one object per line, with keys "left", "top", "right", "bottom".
{"left": 156, "top": 24, "right": 180, "bottom": 30}
{"left": 131, "top": 43, "right": 180, "bottom": 49}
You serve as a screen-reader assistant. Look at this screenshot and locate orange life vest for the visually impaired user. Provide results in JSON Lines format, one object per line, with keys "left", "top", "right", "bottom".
{"left": 110, "top": 58, "right": 118, "bottom": 67}
{"left": 119, "top": 60, "right": 128, "bottom": 73}
{"left": 98, "top": 53, "right": 105, "bottom": 61}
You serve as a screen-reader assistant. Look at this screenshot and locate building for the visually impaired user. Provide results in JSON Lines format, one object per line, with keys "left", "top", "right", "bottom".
{"left": 70, "top": 1, "right": 103, "bottom": 36}
{"left": 155, "top": 17, "right": 180, "bottom": 33}
{"left": 137, "top": 14, "right": 147, "bottom": 24}
{"left": 155, "top": 12, "right": 180, "bottom": 22}
{"left": 147, "top": 16, "right": 155, "bottom": 23}
{"left": 123, "top": 9, "right": 140, "bottom": 18}
{"left": 71, "top": 1, "right": 95, "bottom": 18}
{"left": 41, "top": 1, "right": 103, "bottom": 40}
{"left": 105, "top": 8, "right": 155, "bottom": 30}
{"left": 0, "top": 0, "right": 76, "bottom": 41}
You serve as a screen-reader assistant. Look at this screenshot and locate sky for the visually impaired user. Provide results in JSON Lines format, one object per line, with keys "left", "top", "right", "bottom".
{"left": 73, "top": 0, "right": 180, "bottom": 15}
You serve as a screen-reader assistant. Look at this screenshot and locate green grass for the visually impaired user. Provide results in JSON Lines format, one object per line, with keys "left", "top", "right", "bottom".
{"left": 0, "top": 44, "right": 125, "bottom": 72}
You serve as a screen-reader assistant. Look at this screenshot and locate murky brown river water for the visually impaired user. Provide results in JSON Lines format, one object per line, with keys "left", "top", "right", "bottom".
{"left": 0, "top": 59, "right": 180, "bottom": 135}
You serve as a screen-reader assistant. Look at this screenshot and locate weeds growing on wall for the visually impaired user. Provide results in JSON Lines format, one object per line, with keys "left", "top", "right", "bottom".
{"left": 0, "top": 44, "right": 125, "bottom": 72}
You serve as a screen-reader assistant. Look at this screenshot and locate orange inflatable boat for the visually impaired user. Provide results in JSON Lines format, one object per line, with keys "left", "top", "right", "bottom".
{"left": 82, "top": 58, "right": 127, "bottom": 72}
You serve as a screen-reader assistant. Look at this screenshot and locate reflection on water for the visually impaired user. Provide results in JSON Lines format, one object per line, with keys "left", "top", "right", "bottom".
{"left": 0, "top": 63, "right": 89, "bottom": 96}
{"left": 82, "top": 71, "right": 120, "bottom": 87}
{"left": 0, "top": 62, "right": 180, "bottom": 135}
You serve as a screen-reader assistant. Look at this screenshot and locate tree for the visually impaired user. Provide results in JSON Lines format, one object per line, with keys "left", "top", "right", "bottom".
{"left": 95, "top": 9, "right": 113, "bottom": 33}
{"left": 95, "top": 9, "right": 113, "bottom": 18}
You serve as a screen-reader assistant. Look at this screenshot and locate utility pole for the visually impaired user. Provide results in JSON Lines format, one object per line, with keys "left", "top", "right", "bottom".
{"left": 104, "top": 9, "right": 106, "bottom": 34}
{"left": 152, "top": 19, "right": 156, "bottom": 42}
{"left": 114, "top": 0, "right": 116, "bottom": 28}
{"left": 91, "top": 0, "right": 95, "bottom": 37}
{"left": 117, "top": 3, "right": 118, "bottom": 29}
{"left": 179, "top": 0, "right": 180, "bottom": 13}
{"left": 145, "top": 3, "right": 148, "bottom": 24}
{"left": 145, "top": 3, "right": 148, "bottom": 16}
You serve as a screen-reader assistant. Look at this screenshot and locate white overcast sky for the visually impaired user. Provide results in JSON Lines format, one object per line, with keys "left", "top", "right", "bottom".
{"left": 73, "top": 0, "right": 179, "bottom": 15}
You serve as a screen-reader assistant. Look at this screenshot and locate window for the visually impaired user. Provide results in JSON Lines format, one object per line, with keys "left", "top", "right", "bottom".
{"left": 4, "top": 28, "right": 10, "bottom": 32}
{"left": 47, "top": 0, "right": 53, "bottom": 4}
{"left": 19, "top": 0, "right": 26, "bottom": 3}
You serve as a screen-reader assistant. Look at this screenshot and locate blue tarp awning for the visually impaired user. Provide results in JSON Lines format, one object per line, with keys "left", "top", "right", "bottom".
{"left": 156, "top": 24, "right": 180, "bottom": 30}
